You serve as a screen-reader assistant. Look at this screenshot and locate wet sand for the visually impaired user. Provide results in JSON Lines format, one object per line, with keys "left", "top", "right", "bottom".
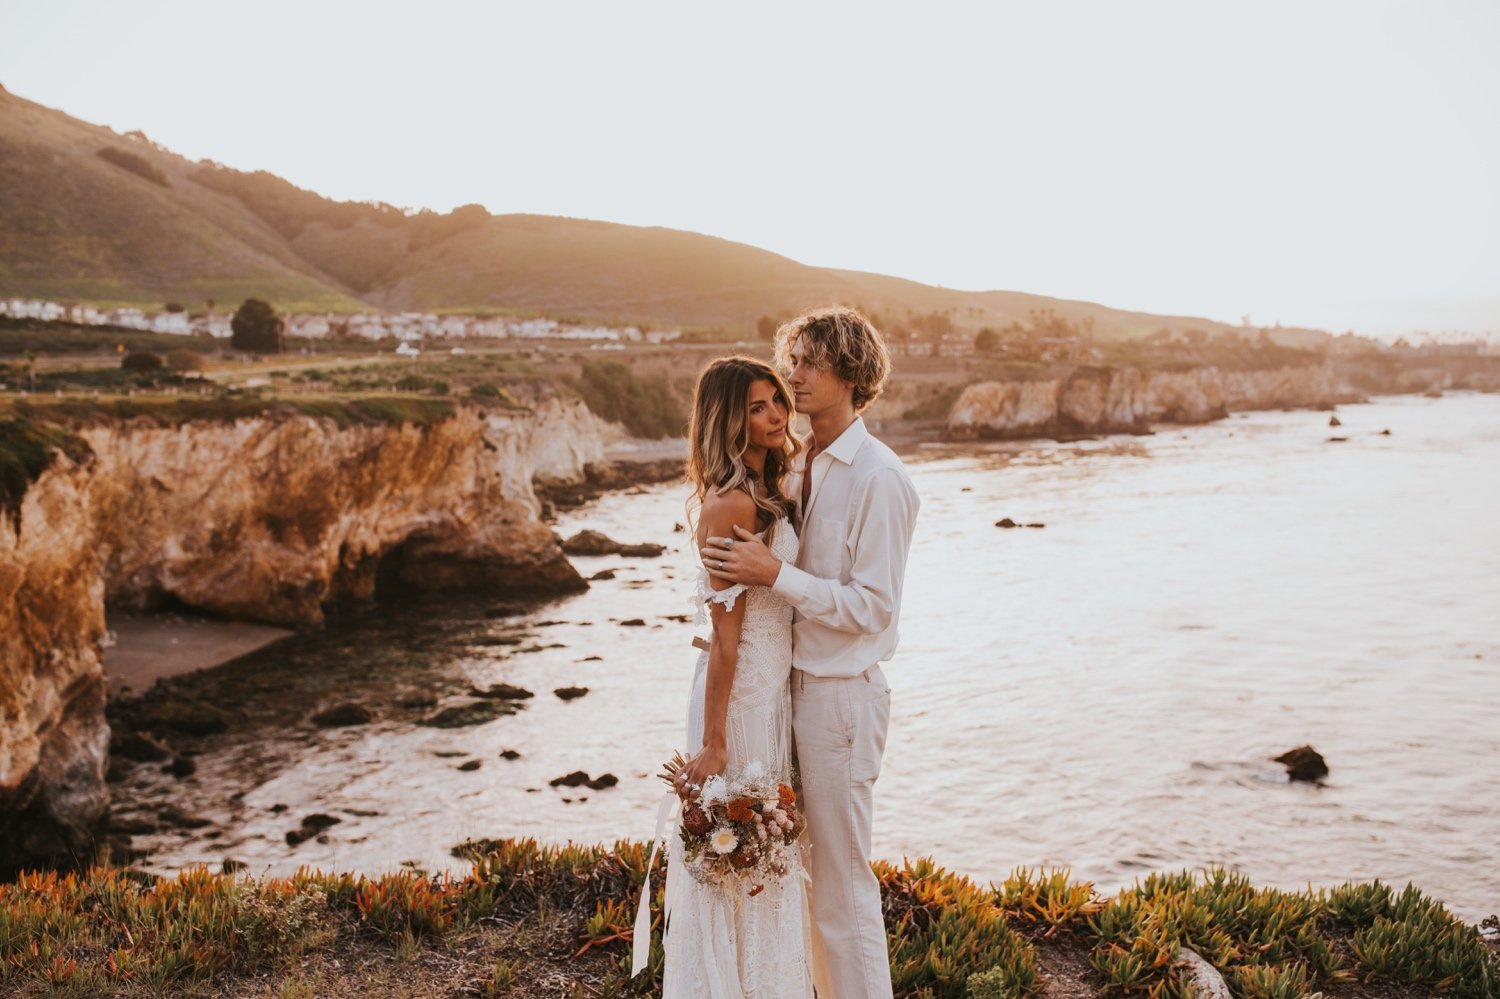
{"left": 104, "top": 615, "right": 294, "bottom": 697}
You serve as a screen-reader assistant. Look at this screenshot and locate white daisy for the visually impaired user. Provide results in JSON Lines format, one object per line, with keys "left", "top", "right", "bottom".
{"left": 709, "top": 827, "right": 739, "bottom": 854}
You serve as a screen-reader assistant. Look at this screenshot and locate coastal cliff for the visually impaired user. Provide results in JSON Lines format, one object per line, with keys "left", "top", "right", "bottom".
{"left": 0, "top": 395, "right": 605, "bottom": 874}
{"left": 945, "top": 362, "right": 1357, "bottom": 439}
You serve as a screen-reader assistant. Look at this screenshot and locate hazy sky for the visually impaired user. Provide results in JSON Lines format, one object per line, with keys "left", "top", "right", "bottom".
{"left": 2, "top": 1, "right": 1496, "bottom": 336}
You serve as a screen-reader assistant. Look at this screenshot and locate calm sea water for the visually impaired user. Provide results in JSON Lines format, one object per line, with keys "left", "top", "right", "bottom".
{"left": 142, "top": 393, "right": 1500, "bottom": 923}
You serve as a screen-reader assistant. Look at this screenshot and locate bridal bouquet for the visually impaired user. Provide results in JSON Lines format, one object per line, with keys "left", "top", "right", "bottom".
{"left": 659, "top": 753, "right": 805, "bottom": 894}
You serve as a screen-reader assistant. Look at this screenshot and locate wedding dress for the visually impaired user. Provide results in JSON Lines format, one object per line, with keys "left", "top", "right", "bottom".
{"left": 661, "top": 517, "right": 813, "bottom": 998}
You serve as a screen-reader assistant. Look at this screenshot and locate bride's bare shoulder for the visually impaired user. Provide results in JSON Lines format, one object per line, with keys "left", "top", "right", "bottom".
{"left": 699, "top": 487, "right": 758, "bottom": 534}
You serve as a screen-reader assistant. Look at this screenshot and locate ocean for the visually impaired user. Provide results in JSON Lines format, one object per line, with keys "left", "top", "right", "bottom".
{"left": 135, "top": 392, "right": 1500, "bottom": 923}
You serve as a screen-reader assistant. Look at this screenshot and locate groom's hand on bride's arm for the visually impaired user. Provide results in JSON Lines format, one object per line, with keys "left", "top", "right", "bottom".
{"left": 701, "top": 524, "right": 780, "bottom": 587}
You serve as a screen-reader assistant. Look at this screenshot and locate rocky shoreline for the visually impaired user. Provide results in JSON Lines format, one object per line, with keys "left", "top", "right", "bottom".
{"left": 1, "top": 397, "right": 606, "bottom": 876}
{"left": 99, "top": 592, "right": 547, "bottom": 872}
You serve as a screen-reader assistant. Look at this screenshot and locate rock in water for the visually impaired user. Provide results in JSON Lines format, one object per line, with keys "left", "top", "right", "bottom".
{"left": 130, "top": 701, "right": 231, "bottom": 736}
{"left": 554, "top": 686, "right": 589, "bottom": 701}
{"left": 561, "top": 530, "right": 624, "bottom": 556}
{"left": 561, "top": 530, "right": 665, "bottom": 557}
{"left": 587, "top": 773, "right": 618, "bottom": 790}
{"left": 1329, "top": 414, "right": 1342, "bottom": 427}
{"left": 549, "top": 771, "right": 591, "bottom": 788}
{"left": 420, "top": 701, "right": 514, "bottom": 728}
{"left": 311, "top": 703, "right": 374, "bottom": 727}
{"left": 1273, "top": 745, "right": 1329, "bottom": 782}
{"left": 158, "top": 805, "right": 211, "bottom": 829}
{"left": 115, "top": 731, "right": 172, "bottom": 763}
{"left": 287, "top": 812, "right": 341, "bottom": 846}
{"left": 995, "top": 518, "right": 1018, "bottom": 528}
{"left": 469, "top": 683, "right": 533, "bottom": 701}
{"left": 164, "top": 756, "right": 197, "bottom": 778}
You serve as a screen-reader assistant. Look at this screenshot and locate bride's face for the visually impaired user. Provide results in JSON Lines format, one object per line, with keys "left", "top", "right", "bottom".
{"left": 743, "top": 378, "right": 789, "bottom": 454}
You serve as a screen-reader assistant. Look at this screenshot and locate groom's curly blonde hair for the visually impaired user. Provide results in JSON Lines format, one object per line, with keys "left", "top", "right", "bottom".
{"left": 773, "top": 306, "right": 891, "bottom": 412}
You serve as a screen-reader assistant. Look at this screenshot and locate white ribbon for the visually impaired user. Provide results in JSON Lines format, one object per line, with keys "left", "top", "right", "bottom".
{"left": 631, "top": 792, "right": 679, "bottom": 977}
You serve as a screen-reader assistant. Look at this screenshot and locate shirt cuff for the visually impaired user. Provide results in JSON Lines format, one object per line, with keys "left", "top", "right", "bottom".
{"left": 771, "top": 562, "right": 813, "bottom": 603}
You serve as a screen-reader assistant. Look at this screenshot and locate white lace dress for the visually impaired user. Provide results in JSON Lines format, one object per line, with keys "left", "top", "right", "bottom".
{"left": 661, "top": 518, "right": 813, "bottom": 998}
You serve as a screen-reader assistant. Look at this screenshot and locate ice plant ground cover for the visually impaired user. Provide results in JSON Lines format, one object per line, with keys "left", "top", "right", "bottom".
{"left": 0, "top": 839, "right": 1493, "bottom": 998}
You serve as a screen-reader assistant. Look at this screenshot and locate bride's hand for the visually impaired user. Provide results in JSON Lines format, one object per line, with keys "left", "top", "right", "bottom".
{"left": 675, "top": 743, "right": 727, "bottom": 800}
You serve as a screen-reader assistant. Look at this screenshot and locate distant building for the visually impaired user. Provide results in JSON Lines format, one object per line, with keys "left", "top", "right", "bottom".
{"left": 0, "top": 296, "right": 681, "bottom": 344}
{"left": 151, "top": 312, "right": 191, "bottom": 334}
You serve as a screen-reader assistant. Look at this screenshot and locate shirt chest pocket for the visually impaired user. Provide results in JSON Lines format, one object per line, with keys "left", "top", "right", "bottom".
{"left": 800, "top": 513, "right": 849, "bottom": 580}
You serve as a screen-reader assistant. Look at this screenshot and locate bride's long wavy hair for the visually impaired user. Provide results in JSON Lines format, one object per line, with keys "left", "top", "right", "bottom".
{"left": 686, "top": 356, "right": 802, "bottom": 539}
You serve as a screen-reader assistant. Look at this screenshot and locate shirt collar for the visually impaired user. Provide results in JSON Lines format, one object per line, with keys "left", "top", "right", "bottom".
{"left": 820, "top": 416, "right": 868, "bottom": 465}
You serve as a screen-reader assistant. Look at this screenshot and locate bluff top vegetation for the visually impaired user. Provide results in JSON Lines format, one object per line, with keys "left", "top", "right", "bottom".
{"left": 0, "top": 843, "right": 1493, "bottom": 998}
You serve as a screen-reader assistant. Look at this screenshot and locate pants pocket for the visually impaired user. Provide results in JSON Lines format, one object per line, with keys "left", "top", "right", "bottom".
{"left": 849, "top": 685, "right": 890, "bottom": 786}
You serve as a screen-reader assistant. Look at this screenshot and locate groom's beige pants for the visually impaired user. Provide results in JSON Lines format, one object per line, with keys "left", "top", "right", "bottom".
{"left": 792, "top": 664, "right": 893, "bottom": 999}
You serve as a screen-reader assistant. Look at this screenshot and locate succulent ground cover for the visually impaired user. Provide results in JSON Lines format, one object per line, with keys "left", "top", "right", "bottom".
{"left": 1, "top": 840, "right": 1494, "bottom": 998}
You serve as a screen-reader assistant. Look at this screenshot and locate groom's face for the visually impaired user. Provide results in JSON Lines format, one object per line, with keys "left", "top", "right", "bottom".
{"left": 786, "top": 341, "right": 853, "bottom": 418}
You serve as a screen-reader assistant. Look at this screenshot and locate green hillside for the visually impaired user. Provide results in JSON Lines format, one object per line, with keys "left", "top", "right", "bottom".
{"left": 0, "top": 85, "right": 1326, "bottom": 343}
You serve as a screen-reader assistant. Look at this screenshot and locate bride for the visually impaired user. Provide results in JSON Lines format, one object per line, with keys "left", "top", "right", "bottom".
{"left": 661, "top": 355, "right": 813, "bottom": 997}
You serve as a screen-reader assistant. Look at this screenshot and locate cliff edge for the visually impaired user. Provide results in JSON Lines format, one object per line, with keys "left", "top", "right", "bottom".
{"left": 0, "top": 395, "right": 603, "bottom": 874}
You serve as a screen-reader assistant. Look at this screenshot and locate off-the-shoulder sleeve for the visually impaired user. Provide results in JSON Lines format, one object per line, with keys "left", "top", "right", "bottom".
{"left": 696, "top": 576, "right": 749, "bottom": 614}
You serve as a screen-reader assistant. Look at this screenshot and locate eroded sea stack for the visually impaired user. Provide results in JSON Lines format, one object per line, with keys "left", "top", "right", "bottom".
{"left": 0, "top": 395, "right": 604, "bottom": 874}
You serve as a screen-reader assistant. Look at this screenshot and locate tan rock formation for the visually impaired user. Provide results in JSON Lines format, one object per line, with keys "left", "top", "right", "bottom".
{"left": 0, "top": 398, "right": 602, "bottom": 873}
{"left": 945, "top": 363, "right": 1348, "bottom": 440}
{"left": 0, "top": 445, "right": 109, "bottom": 874}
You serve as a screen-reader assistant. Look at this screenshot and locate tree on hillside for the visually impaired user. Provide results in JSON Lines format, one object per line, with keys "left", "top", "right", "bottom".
{"left": 230, "top": 298, "right": 284, "bottom": 354}
{"left": 122, "top": 351, "right": 164, "bottom": 371}
{"left": 973, "top": 327, "right": 1000, "bottom": 354}
{"left": 756, "top": 315, "right": 782, "bottom": 341}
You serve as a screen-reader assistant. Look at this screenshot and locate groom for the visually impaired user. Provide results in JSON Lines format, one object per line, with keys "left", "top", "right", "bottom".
{"left": 703, "top": 306, "right": 920, "bottom": 999}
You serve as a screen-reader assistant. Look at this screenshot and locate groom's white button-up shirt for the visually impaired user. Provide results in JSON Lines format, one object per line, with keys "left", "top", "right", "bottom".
{"left": 772, "top": 417, "right": 920, "bottom": 678}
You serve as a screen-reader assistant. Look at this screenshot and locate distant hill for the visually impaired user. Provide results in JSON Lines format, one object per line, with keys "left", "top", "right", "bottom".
{"left": 0, "top": 85, "right": 1331, "bottom": 343}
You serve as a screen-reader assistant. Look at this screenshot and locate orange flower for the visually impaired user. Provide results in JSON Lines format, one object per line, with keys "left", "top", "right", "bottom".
{"left": 778, "top": 784, "right": 796, "bottom": 808}
{"left": 726, "top": 797, "right": 756, "bottom": 822}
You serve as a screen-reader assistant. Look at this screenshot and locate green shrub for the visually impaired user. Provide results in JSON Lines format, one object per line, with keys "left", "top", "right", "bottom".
{"left": 1342, "top": 884, "right": 1498, "bottom": 997}
{"left": 165, "top": 348, "right": 208, "bottom": 371}
{"left": 572, "top": 360, "right": 686, "bottom": 439}
{"left": 877, "top": 858, "right": 1039, "bottom": 998}
{"left": 122, "top": 350, "right": 164, "bottom": 371}
{"left": 469, "top": 382, "right": 517, "bottom": 406}
{"left": 0, "top": 417, "right": 92, "bottom": 526}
